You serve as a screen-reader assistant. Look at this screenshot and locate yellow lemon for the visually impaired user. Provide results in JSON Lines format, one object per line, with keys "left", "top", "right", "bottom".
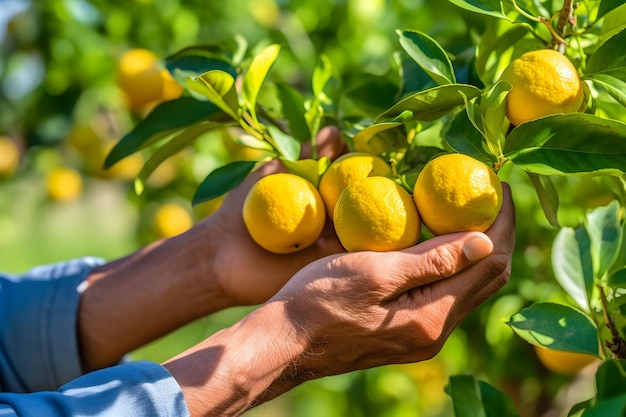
{"left": 154, "top": 203, "right": 193, "bottom": 238}
{"left": 160, "top": 69, "right": 183, "bottom": 102}
{"left": 0, "top": 137, "right": 19, "bottom": 178}
{"left": 500, "top": 49, "right": 585, "bottom": 126}
{"left": 46, "top": 167, "right": 83, "bottom": 202}
{"left": 413, "top": 153, "right": 502, "bottom": 236}
{"left": 117, "top": 48, "right": 164, "bottom": 110}
{"left": 319, "top": 152, "right": 393, "bottom": 218}
{"left": 534, "top": 345, "right": 599, "bottom": 376}
{"left": 243, "top": 173, "right": 326, "bottom": 254}
{"left": 334, "top": 176, "right": 420, "bottom": 252}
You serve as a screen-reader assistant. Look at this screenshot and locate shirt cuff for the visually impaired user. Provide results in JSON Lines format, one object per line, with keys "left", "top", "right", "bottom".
{"left": 0, "top": 257, "right": 105, "bottom": 392}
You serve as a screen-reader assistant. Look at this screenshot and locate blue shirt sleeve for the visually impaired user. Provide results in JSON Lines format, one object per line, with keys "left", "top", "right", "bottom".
{"left": 0, "top": 257, "right": 106, "bottom": 393}
{"left": 0, "top": 361, "right": 190, "bottom": 417}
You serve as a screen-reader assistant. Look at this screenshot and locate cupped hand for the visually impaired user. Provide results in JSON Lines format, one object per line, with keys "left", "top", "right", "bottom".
{"left": 201, "top": 126, "right": 347, "bottom": 306}
{"left": 267, "top": 183, "right": 515, "bottom": 387}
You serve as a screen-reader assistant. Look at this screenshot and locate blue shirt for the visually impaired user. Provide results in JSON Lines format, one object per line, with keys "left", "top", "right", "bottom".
{"left": 0, "top": 258, "right": 190, "bottom": 416}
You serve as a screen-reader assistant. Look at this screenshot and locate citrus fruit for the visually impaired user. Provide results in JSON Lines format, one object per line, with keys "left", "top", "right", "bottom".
{"left": 534, "top": 345, "right": 599, "bottom": 376}
{"left": 243, "top": 173, "right": 326, "bottom": 254}
{"left": 160, "top": 69, "right": 184, "bottom": 102}
{"left": 117, "top": 48, "right": 164, "bottom": 110}
{"left": 0, "top": 137, "right": 19, "bottom": 178}
{"left": 333, "top": 176, "right": 420, "bottom": 252}
{"left": 413, "top": 153, "right": 502, "bottom": 236}
{"left": 154, "top": 203, "right": 193, "bottom": 238}
{"left": 319, "top": 152, "right": 393, "bottom": 218}
{"left": 46, "top": 167, "right": 83, "bottom": 202}
{"left": 499, "top": 49, "right": 585, "bottom": 126}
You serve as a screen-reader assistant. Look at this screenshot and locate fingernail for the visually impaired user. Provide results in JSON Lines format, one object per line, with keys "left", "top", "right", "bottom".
{"left": 463, "top": 235, "right": 493, "bottom": 262}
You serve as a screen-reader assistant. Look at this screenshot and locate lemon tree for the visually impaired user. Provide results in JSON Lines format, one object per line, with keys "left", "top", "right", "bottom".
{"left": 8, "top": 0, "right": 625, "bottom": 414}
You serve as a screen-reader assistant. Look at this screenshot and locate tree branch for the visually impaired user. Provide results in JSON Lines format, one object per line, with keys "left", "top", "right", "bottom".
{"left": 551, "top": 0, "right": 575, "bottom": 51}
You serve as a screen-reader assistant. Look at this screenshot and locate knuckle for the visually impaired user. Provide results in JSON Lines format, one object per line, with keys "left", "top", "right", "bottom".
{"left": 427, "top": 245, "right": 459, "bottom": 277}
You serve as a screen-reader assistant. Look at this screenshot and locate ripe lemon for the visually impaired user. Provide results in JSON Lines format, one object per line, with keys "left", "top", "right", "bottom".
{"left": 117, "top": 48, "right": 164, "bottom": 110}
{"left": 534, "top": 345, "right": 599, "bottom": 376}
{"left": 334, "top": 176, "right": 421, "bottom": 252}
{"left": 0, "top": 137, "right": 19, "bottom": 178}
{"left": 243, "top": 173, "right": 326, "bottom": 254}
{"left": 154, "top": 203, "right": 193, "bottom": 238}
{"left": 46, "top": 167, "right": 83, "bottom": 202}
{"left": 499, "top": 49, "right": 585, "bottom": 126}
{"left": 413, "top": 154, "right": 502, "bottom": 236}
{"left": 319, "top": 152, "right": 393, "bottom": 218}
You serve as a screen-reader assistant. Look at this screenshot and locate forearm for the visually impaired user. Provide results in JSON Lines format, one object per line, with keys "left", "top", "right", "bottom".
{"left": 78, "top": 226, "right": 227, "bottom": 372}
{"left": 162, "top": 302, "right": 305, "bottom": 417}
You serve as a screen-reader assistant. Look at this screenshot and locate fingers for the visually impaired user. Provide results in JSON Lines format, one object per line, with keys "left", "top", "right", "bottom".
{"left": 381, "top": 232, "right": 493, "bottom": 299}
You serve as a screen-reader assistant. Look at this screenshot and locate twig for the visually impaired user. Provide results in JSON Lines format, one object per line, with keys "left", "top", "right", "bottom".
{"left": 599, "top": 285, "right": 626, "bottom": 359}
{"left": 551, "top": 0, "right": 575, "bottom": 51}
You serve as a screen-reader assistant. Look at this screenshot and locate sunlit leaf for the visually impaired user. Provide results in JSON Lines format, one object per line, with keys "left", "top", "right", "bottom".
{"left": 508, "top": 302, "right": 599, "bottom": 356}
{"left": 444, "top": 110, "right": 497, "bottom": 166}
{"left": 281, "top": 157, "right": 330, "bottom": 188}
{"left": 552, "top": 226, "right": 594, "bottom": 312}
{"left": 445, "top": 374, "right": 488, "bottom": 417}
{"left": 397, "top": 29, "right": 456, "bottom": 85}
{"left": 598, "top": 0, "right": 626, "bottom": 21}
{"left": 192, "top": 160, "right": 258, "bottom": 205}
{"left": 242, "top": 44, "right": 281, "bottom": 122}
{"left": 466, "top": 80, "right": 511, "bottom": 153}
{"left": 353, "top": 124, "right": 408, "bottom": 156}
{"left": 134, "top": 122, "right": 224, "bottom": 195}
{"left": 164, "top": 45, "right": 236, "bottom": 83}
{"left": 267, "top": 126, "right": 301, "bottom": 162}
{"left": 527, "top": 172, "right": 560, "bottom": 228}
{"left": 586, "top": 74, "right": 626, "bottom": 107}
{"left": 376, "top": 84, "right": 481, "bottom": 123}
{"left": 503, "top": 113, "right": 626, "bottom": 176}
{"left": 586, "top": 201, "right": 623, "bottom": 279}
{"left": 586, "top": 27, "right": 626, "bottom": 82}
{"left": 448, "top": 0, "right": 509, "bottom": 20}
{"left": 312, "top": 54, "right": 333, "bottom": 99}
{"left": 104, "top": 98, "right": 222, "bottom": 169}
{"left": 276, "top": 83, "right": 311, "bottom": 142}
{"left": 186, "top": 70, "right": 239, "bottom": 119}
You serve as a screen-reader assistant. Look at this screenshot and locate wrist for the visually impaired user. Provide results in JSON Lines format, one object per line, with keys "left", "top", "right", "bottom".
{"left": 164, "top": 301, "right": 307, "bottom": 416}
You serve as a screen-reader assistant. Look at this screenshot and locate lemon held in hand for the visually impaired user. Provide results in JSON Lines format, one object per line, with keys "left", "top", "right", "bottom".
{"left": 534, "top": 345, "right": 599, "bottom": 376}
{"left": 319, "top": 152, "right": 393, "bottom": 218}
{"left": 334, "top": 176, "right": 421, "bottom": 252}
{"left": 499, "top": 49, "right": 585, "bottom": 126}
{"left": 243, "top": 173, "right": 326, "bottom": 254}
{"left": 414, "top": 154, "right": 502, "bottom": 236}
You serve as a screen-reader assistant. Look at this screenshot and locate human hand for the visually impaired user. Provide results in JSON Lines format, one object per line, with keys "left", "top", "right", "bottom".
{"left": 163, "top": 184, "right": 515, "bottom": 416}
{"left": 197, "top": 125, "right": 347, "bottom": 306}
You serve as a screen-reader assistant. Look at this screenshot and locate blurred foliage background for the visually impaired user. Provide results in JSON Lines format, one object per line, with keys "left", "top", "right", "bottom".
{"left": 0, "top": 0, "right": 621, "bottom": 416}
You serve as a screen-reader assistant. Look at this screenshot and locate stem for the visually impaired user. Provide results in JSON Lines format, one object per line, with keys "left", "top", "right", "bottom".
{"left": 551, "top": 0, "right": 575, "bottom": 51}
{"left": 599, "top": 285, "right": 626, "bottom": 359}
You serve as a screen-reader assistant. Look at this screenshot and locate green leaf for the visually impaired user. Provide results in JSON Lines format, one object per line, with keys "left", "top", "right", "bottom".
{"left": 503, "top": 113, "right": 626, "bottom": 176}
{"left": 598, "top": 0, "right": 626, "bottom": 21}
{"left": 164, "top": 45, "right": 236, "bottom": 83}
{"left": 448, "top": 0, "right": 509, "bottom": 20}
{"left": 186, "top": 70, "right": 239, "bottom": 119}
{"left": 479, "top": 380, "right": 521, "bottom": 417}
{"left": 352, "top": 122, "right": 404, "bottom": 153}
{"left": 135, "top": 122, "right": 225, "bottom": 195}
{"left": 527, "top": 172, "right": 560, "bottom": 228}
{"left": 552, "top": 226, "right": 594, "bottom": 312}
{"left": 376, "top": 84, "right": 481, "bottom": 123}
{"left": 586, "top": 74, "right": 626, "bottom": 107}
{"left": 595, "top": 359, "right": 626, "bottom": 401}
{"left": 281, "top": 157, "right": 330, "bottom": 188}
{"left": 104, "top": 98, "right": 222, "bottom": 169}
{"left": 192, "top": 160, "right": 258, "bottom": 205}
{"left": 242, "top": 44, "right": 281, "bottom": 123}
{"left": 352, "top": 124, "right": 408, "bottom": 156}
{"left": 608, "top": 267, "right": 626, "bottom": 287}
{"left": 397, "top": 29, "right": 456, "bottom": 85}
{"left": 582, "top": 395, "right": 626, "bottom": 417}
{"left": 507, "top": 302, "right": 600, "bottom": 356}
{"left": 444, "top": 110, "right": 497, "bottom": 166}
{"left": 312, "top": 54, "right": 333, "bottom": 99}
{"left": 586, "top": 27, "right": 626, "bottom": 82}
{"left": 445, "top": 374, "right": 488, "bottom": 417}
{"left": 586, "top": 201, "right": 623, "bottom": 279}
{"left": 275, "top": 83, "right": 311, "bottom": 142}
{"left": 267, "top": 126, "right": 301, "bottom": 162}
{"left": 465, "top": 80, "right": 511, "bottom": 154}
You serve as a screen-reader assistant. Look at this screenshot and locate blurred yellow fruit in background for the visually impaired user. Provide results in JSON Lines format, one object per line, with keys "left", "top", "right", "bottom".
{"left": 46, "top": 167, "right": 83, "bottom": 202}
{"left": 117, "top": 48, "right": 163, "bottom": 110}
{"left": 534, "top": 345, "right": 599, "bottom": 376}
{"left": 414, "top": 153, "right": 502, "bottom": 236}
{"left": 319, "top": 152, "right": 393, "bottom": 218}
{"left": 334, "top": 176, "right": 420, "bottom": 252}
{"left": 243, "top": 173, "right": 326, "bottom": 254}
{"left": 154, "top": 203, "right": 193, "bottom": 238}
{"left": 0, "top": 137, "right": 19, "bottom": 178}
{"left": 500, "top": 49, "right": 585, "bottom": 126}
